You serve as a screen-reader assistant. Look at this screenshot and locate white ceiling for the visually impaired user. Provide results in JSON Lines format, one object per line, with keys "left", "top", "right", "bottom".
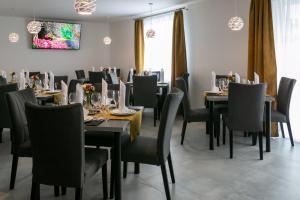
{"left": 0, "top": 0, "right": 199, "bottom": 22}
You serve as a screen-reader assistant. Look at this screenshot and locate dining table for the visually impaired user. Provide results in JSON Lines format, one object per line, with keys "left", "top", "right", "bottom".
{"left": 205, "top": 93, "right": 275, "bottom": 152}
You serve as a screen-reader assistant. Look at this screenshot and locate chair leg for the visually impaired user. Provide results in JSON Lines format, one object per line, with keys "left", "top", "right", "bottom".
{"left": 75, "top": 187, "right": 83, "bottom": 200}
{"left": 102, "top": 163, "right": 108, "bottom": 200}
{"left": 134, "top": 162, "right": 140, "bottom": 174}
{"left": 280, "top": 122, "right": 285, "bottom": 138}
{"left": 10, "top": 155, "right": 19, "bottom": 190}
{"left": 167, "top": 154, "right": 175, "bottom": 184}
{"left": 206, "top": 121, "right": 209, "bottom": 135}
{"left": 215, "top": 120, "right": 220, "bottom": 146}
{"left": 161, "top": 163, "right": 171, "bottom": 200}
{"left": 258, "top": 132, "right": 263, "bottom": 160}
{"left": 287, "top": 121, "right": 294, "bottom": 147}
{"left": 154, "top": 108, "right": 157, "bottom": 127}
{"left": 252, "top": 132, "right": 257, "bottom": 146}
{"left": 30, "top": 181, "right": 40, "bottom": 200}
{"left": 123, "top": 161, "right": 128, "bottom": 178}
{"left": 229, "top": 130, "right": 233, "bottom": 159}
{"left": 180, "top": 120, "right": 187, "bottom": 145}
{"left": 54, "top": 185, "right": 60, "bottom": 196}
{"left": 61, "top": 186, "right": 66, "bottom": 195}
{"left": 222, "top": 119, "right": 226, "bottom": 145}
{"left": 0, "top": 128, "right": 3, "bottom": 143}
{"left": 109, "top": 159, "right": 114, "bottom": 199}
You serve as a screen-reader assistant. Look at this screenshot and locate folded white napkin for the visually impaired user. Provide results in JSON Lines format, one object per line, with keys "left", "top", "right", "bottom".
{"left": 25, "top": 70, "right": 30, "bottom": 84}
{"left": 92, "top": 67, "right": 95, "bottom": 72}
{"left": 19, "top": 72, "right": 26, "bottom": 90}
{"left": 1, "top": 70, "right": 7, "bottom": 78}
{"left": 211, "top": 71, "right": 219, "bottom": 92}
{"left": 99, "top": 66, "right": 103, "bottom": 71}
{"left": 102, "top": 79, "right": 108, "bottom": 105}
{"left": 61, "top": 80, "right": 68, "bottom": 105}
{"left": 119, "top": 81, "right": 126, "bottom": 111}
{"left": 44, "top": 72, "right": 49, "bottom": 90}
{"left": 160, "top": 68, "right": 165, "bottom": 83}
{"left": 49, "top": 72, "right": 55, "bottom": 91}
{"left": 113, "top": 67, "right": 117, "bottom": 74}
{"left": 108, "top": 67, "right": 111, "bottom": 73}
{"left": 235, "top": 73, "right": 240, "bottom": 83}
{"left": 129, "top": 68, "right": 134, "bottom": 83}
{"left": 75, "top": 83, "right": 84, "bottom": 104}
{"left": 254, "top": 72, "right": 260, "bottom": 84}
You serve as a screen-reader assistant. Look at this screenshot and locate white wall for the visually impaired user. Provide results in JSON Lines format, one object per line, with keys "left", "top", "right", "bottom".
{"left": 0, "top": 16, "right": 111, "bottom": 81}
{"left": 109, "top": 0, "right": 250, "bottom": 107}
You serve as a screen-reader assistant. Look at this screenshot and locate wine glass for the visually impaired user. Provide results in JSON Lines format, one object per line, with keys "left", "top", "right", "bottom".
{"left": 69, "top": 93, "right": 76, "bottom": 104}
{"left": 91, "top": 92, "right": 101, "bottom": 108}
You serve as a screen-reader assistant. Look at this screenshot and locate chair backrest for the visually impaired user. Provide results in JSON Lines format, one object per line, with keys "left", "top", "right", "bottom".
{"left": 28, "top": 72, "right": 40, "bottom": 77}
{"left": 152, "top": 71, "right": 161, "bottom": 82}
{"left": 228, "top": 83, "right": 266, "bottom": 132}
{"left": 133, "top": 75, "right": 157, "bottom": 108}
{"left": 0, "top": 76, "right": 7, "bottom": 85}
{"left": 75, "top": 70, "right": 85, "bottom": 79}
{"left": 94, "top": 83, "right": 120, "bottom": 93}
{"left": 89, "top": 71, "right": 105, "bottom": 84}
{"left": 116, "top": 68, "right": 121, "bottom": 77}
{"left": 0, "top": 83, "right": 18, "bottom": 128}
{"left": 127, "top": 69, "right": 136, "bottom": 82}
{"left": 6, "top": 89, "right": 37, "bottom": 153}
{"left": 157, "top": 88, "right": 183, "bottom": 162}
{"left": 182, "top": 73, "right": 190, "bottom": 91}
{"left": 107, "top": 72, "right": 119, "bottom": 84}
{"left": 125, "top": 83, "right": 131, "bottom": 107}
{"left": 277, "top": 77, "right": 296, "bottom": 118}
{"left": 25, "top": 103, "right": 84, "bottom": 187}
{"left": 54, "top": 76, "right": 68, "bottom": 89}
{"left": 175, "top": 77, "right": 191, "bottom": 118}
{"left": 68, "top": 79, "right": 84, "bottom": 95}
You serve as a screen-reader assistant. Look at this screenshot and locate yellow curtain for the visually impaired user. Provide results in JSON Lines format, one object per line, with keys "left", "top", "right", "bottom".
{"left": 248, "top": 0, "right": 278, "bottom": 136}
{"left": 134, "top": 19, "right": 144, "bottom": 74}
{"left": 171, "top": 10, "right": 187, "bottom": 87}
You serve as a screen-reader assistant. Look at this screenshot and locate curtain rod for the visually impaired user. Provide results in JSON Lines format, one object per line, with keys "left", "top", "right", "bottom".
{"left": 134, "top": 7, "right": 188, "bottom": 20}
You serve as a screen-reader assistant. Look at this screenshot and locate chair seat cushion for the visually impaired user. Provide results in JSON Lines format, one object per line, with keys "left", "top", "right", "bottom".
{"left": 16, "top": 141, "right": 32, "bottom": 157}
{"left": 85, "top": 131, "right": 131, "bottom": 147}
{"left": 271, "top": 110, "right": 287, "bottom": 122}
{"left": 85, "top": 148, "right": 108, "bottom": 179}
{"left": 122, "top": 136, "right": 159, "bottom": 165}
{"left": 187, "top": 108, "right": 210, "bottom": 122}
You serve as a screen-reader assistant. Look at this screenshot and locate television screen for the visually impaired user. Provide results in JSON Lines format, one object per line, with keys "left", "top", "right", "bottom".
{"left": 32, "top": 21, "right": 81, "bottom": 50}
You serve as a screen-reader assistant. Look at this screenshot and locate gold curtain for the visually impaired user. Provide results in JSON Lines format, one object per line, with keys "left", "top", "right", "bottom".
{"left": 134, "top": 19, "right": 144, "bottom": 74}
{"left": 248, "top": 0, "right": 278, "bottom": 136}
{"left": 171, "top": 10, "right": 187, "bottom": 87}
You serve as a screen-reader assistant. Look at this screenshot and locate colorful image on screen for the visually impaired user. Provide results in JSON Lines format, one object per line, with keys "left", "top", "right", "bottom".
{"left": 32, "top": 22, "right": 81, "bottom": 50}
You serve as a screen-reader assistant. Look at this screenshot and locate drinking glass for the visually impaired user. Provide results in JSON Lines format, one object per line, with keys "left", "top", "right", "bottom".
{"left": 69, "top": 93, "right": 77, "bottom": 104}
{"left": 91, "top": 92, "right": 101, "bottom": 108}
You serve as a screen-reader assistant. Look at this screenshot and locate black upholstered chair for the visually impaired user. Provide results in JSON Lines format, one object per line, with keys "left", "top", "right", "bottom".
{"left": 107, "top": 72, "right": 119, "bottom": 85}
{"left": 121, "top": 88, "right": 183, "bottom": 200}
{"left": 127, "top": 69, "right": 136, "bottom": 82}
{"left": 75, "top": 70, "right": 86, "bottom": 80}
{"left": 25, "top": 103, "right": 108, "bottom": 200}
{"left": 68, "top": 79, "right": 84, "bottom": 95}
{"left": 54, "top": 76, "right": 68, "bottom": 90}
{"left": 152, "top": 71, "right": 161, "bottom": 82}
{"left": 0, "top": 76, "right": 7, "bottom": 85}
{"left": 0, "top": 83, "right": 18, "bottom": 143}
{"left": 176, "top": 77, "right": 210, "bottom": 145}
{"left": 272, "top": 77, "right": 296, "bottom": 146}
{"left": 89, "top": 71, "right": 105, "bottom": 84}
{"left": 223, "top": 83, "right": 266, "bottom": 160}
{"left": 182, "top": 73, "right": 190, "bottom": 91}
{"left": 133, "top": 75, "right": 159, "bottom": 126}
{"left": 6, "top": 89, "right": 37, "bottom": 189}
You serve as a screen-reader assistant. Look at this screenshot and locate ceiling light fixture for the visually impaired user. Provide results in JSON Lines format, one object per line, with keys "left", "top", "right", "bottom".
{"left": 228, "top": 0, "right": 244, "bottom": 31}
{"left": 146, "top": 3, "right": 156, "bottom": 38}
{"left": 8, "top": 33, "right": 19, "bottom": 43}
{"left": 74, "top": 0, "right": 96, "bottom": 15}
{"left": 27, "top": 20, "right": 42, "bottom": 34}
{"left": 103, "top": 17, "right": 112, "bottom": 46}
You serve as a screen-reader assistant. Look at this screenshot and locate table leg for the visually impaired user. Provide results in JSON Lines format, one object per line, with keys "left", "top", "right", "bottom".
{"left": 266, "top": 101, "right": 271, "bottom": 152}
{"left": 114, "top": 132, "right": 122, "bottom": 200}
{"left": 209, "top": 101, "right": 214, "bottom": 150}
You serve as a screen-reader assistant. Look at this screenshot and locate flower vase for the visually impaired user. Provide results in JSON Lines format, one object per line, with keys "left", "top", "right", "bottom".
{"left": 85, "top": 94, "right": 93, "bottom": 109}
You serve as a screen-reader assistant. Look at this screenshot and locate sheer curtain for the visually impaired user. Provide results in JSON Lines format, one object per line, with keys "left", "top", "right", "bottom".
{"left": 272, "top": 0, "right": 300, "bottom": 140}
{"left": 144, "top": 13, "right": 174, "bottom": 82}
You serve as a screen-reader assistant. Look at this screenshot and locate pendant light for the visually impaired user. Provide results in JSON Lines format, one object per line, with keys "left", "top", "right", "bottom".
{"left": 27, "top": 1, "right": 42, "bottom": 34}
{"left": 146, "top": 3, "right": 156, "bottom": 38}
{"left": 8, "top": 32, "right": 19, "bottom": 43}
{"left": 103, "top": 17, "right": 112, "bottom": 45}
{"left": 74, "top": 0, "right": 96, "bottom": 15}
{"left": 228, "top": 0, "right": 244, "bottom": 31}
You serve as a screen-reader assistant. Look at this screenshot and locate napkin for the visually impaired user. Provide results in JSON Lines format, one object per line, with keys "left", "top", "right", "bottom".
{"left": 92, "top": 67, "right": 95, "bottom": 72}
{"left": 108, "top": 67, "right": 111, "bottom": 73}
{"left": 160, "top": 68, "right": 165, "bottom": 83}
{"left": 75, "top": 83, "right": 84, "bottom": 104}
{"left": 49, "top": 71, "right": 55, "bottom": 92}
{"left": 61, "top": 80, "right": 68, "bottom": 105}
{"left": 19, "top": 72, "right": 26, "bottom": 90}
{"left": 129, "top": 68, "right": 134, "bottom": 83}
{"left": 235, "top": 73, "right": 240, "bottom": 83}
{"left": 228, "top": 71, "right": 233, "bottom": 76}
{"left": 100, "top": 66, "right": 103, "bottom": 71}
{"left": 25, "top": 70, "right": 30, "bottom": 84}
{"left": 44, "top": 72, "right": 49, "bottom": 90}
{"left": 102, "top": 79, "right": 108, "bottom": 105}
{"left": 1, "top": 70, "right": 7, "bottom": 78}
{"left": 254, "top": 72, "right": 260, "bottom": 84}
{"left": 119, "top": 81, "right": 126, "bottom": 111}
{"left": 211, "top": 71, "right": 219, "bottom": 92}
{"left": 113, "top": 67, "right": 117, "bottom": 74}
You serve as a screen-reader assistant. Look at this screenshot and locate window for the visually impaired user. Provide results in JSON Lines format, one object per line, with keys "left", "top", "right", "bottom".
{"left": 144, "top": 13, "right": 174, "bottom": 82}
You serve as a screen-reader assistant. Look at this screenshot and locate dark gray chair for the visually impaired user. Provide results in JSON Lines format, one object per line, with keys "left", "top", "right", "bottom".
{"left": 133, "top": 75, "right": 159, "bottom": 126}
{"left": 0, "top": 76, "right": 7, "bottom": 85}
{"left": 272, "top": 77, "right": 296, "bottom": 146}
{"left": 89, "top": 71, "right": 106, "bottom": 84}
{"left": 127, "top": 69, "right": 136, "bottom": 82}
{"left": 0, "top": 83, "right": 18, "bottom": 143}
{"left": 121, "top": 88, "right": 183, "bottom": 200}
{"left": 176, "top": 77, "right": 210, "bottom": 145}
{"left": 223, "top": 83, "right": 266, "bottom": 160}
{"left": 152, "top": 71, "right": 161, "bottom": 82}
{"left": 107, "top": 72, "right": 119, "bottom": 85}
{"left": 68, "top": 79, "right": 84, "bottom": 95}
{"left": 75, "top": 70, "right": 85, "bottom": 80}
{"left": 25, "top": 103, "right": 108, "bottom": 200}
{"left": 54, "top": 76, "right": 68, "bottom": 90}
{"left": 6, "top": 89, "right": 37, "bottom": 189}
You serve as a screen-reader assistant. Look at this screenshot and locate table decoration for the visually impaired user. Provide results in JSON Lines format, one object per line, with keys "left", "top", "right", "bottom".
{"left": 82, "top": 83, "right": 95, "bottom": 109}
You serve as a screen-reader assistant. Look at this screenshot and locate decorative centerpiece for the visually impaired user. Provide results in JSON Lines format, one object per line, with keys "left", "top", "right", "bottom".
{"left": 30, "top": 74, "right": 40, "bottom": 90}
{"left": 82, "top": 83, "right": 95, "bottom": 108}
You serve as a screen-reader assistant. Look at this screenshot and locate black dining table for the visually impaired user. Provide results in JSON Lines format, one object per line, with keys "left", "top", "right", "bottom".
{"left": 206, "top": 95, "right": 275, "bottom": 152}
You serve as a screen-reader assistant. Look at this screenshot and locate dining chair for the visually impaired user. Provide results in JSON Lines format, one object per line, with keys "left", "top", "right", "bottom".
{"left": 223, "top": 83, "right": 266, "bottom": 160}
{"left": 75, "top": 70, "right": 85, "bottom": 80}
{"left": 54, "top": 76, "right": 68, "bottom": 90}
{"left": 107, "top": 72, "right": 119, "bottom": 85}
{"left": 127, "top": 69, "right": 136, "bottom": 82}
{"left": 0, "top": 83, "right": 18, "bottom": 143}
{"left": 25, "top": 103, "right": 108, "bottom": 200}
{"left": 89, "top": 71, "right": 106, "bottom": 84}
{"left": 152, "top": 71, "right": 161, "bottom": 82}
{"left": 0, "top": 76, "right": 7, "bottom": 85}
{"left": 68, "top": 79, "right": 84, "bottom": 95}
{"left": 133, "top": 75, "right": 159, "bottom": 126}
{"left": 182, "top": 73, "right": 190, "bottom": 91}
{"left": 176, "top": 77, "right": 210, "bottom": 145}
{"left": 271, "top": 77, "right": 296, "bottom": 146}
{"left": 121, "top": 88, "right": 183, "bottom": 200}
{"left": 28, "top": 72, "right": 41, "bottom": 77}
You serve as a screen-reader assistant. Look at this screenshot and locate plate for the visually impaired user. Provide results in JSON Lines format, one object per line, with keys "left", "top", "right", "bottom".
{"left": 45, "top": 90, "right": 61, "bottom": 94}
{"left": 110, "top": 108, "right": 136, "bottom": 116}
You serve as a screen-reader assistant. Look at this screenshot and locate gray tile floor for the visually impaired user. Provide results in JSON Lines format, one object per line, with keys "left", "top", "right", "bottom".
{"left": 1, "top": 112, "right": 300, "bottom": 200}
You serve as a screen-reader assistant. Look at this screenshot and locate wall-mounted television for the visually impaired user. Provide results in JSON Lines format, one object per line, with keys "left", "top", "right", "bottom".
{"left": 32, "top": 21, "right": 81, "bottom": 50}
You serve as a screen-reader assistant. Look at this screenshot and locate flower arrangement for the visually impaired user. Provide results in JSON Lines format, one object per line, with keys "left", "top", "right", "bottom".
{"left": 82, "top": 83, "right": 95, "bottom": 95}
{"left": 31, "top": 74, "right": 39, "bottom": 81}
